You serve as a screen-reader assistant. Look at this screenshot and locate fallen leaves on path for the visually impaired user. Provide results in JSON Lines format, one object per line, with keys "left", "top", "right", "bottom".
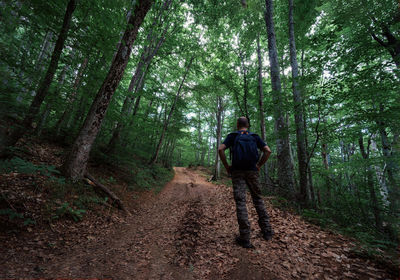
{"left": 1, "top": 167, "right": 396, "bottom": 279}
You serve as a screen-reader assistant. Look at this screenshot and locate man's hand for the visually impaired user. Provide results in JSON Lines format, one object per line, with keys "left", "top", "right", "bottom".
{"left": 226, "top": 165, "right": 232, "bottom": 175}
{"left": 256, "top": 145, "right": 271, "bottom": 172}
{"left": 218, "top": 144, "right": 232, "bottom": 176}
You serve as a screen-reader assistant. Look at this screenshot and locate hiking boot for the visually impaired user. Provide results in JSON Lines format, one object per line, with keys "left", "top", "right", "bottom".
{"left": 262, "top": 230, "right": 274, "bottom": 241}
{"left": 235, "top": 236, "right": 254, "bottom": 249}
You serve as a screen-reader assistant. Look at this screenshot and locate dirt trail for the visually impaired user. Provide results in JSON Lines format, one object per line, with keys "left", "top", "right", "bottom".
{"left": 1, "top": 167, "right": 395, "bottom": 279}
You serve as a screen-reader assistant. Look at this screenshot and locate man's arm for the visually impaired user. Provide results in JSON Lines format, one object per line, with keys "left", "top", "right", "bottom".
{"left": 256, "top": 145, "right": 272, "bottom": 171}
{"left": 218, "top": 144, "right": 231, "bottom": 174}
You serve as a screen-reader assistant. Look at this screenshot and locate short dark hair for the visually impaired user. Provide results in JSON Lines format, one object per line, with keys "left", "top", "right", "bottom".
{"left": 237, "top": 116, "right": 249, "bottom": 128}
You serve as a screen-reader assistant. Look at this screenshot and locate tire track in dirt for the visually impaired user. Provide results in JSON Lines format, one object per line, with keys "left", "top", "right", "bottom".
{"left": 1, "top": 167, "right": 218, "bottom": 279}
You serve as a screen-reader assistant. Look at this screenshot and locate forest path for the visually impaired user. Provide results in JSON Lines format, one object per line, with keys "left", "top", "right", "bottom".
{"left": 2, "top": 167, "right": 394, "bottom": 279}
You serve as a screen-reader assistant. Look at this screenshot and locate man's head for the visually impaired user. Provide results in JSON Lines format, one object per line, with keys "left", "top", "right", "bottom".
{"left": 237, "top": 116, "right": 249, "bottom": 130}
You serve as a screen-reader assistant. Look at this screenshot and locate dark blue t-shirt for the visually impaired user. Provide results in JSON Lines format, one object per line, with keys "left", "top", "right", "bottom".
{"left": 223, "top": 131, "right": 267, "bottom": 171}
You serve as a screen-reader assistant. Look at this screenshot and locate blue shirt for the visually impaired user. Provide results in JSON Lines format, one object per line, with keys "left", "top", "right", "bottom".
{"left": 222, "top": 131, "right": 267, "bottom": 171}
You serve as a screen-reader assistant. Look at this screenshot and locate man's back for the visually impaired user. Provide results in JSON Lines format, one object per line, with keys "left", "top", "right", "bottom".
{"left": 218, "top": 117, "right": 273, "bottom": 248}
{"left": 224, "top": 131, "right": 265, "bottom": 171}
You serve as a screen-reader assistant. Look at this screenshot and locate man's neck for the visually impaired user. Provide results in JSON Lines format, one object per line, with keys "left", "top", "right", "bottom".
{"left": 238, "top": 127, "right": 248, "bottom": 131}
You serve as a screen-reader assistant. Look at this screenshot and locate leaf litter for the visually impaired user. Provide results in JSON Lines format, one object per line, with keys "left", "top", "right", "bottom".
{"left": 0, "top": 144, "right": 397, "bottom": 279}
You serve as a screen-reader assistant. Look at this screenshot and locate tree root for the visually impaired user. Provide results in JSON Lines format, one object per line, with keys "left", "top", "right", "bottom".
{"left": 84, "top": 172, "right": 131, "bottom": 216}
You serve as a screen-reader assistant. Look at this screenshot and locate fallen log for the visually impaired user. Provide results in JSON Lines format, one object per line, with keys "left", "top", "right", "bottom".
{"left": 84, "top": 172, "right": 131, "bottom": 216}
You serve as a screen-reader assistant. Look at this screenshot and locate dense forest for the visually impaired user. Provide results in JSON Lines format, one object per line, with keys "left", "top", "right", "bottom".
{"left": 0, "top": 0, "right": 399, "bottom": 278}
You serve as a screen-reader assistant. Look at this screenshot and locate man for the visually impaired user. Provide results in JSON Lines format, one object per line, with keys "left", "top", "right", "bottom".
{"left": 218, "top": 116, "right": 274, "bottom": 248}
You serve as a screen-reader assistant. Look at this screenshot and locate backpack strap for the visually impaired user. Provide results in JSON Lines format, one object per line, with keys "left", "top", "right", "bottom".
{"left": 228, "top": 132, "right": 239, "bottom": 161}
{"left": 236, "top": 131, "right": 259, "bottom": 137}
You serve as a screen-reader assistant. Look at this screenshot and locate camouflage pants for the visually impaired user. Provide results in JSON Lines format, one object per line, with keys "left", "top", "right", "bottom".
{"left": 232, "top": 170, "right": 272, "bottom": 240}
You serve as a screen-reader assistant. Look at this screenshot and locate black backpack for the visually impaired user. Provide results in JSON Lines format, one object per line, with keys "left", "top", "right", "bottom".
{"left": 229, "top": 131, "right": 259, "bottom": 169}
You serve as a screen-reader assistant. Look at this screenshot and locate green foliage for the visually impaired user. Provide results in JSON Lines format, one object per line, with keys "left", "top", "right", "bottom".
{"left": 73, "top": 195, "right": 108, "bottom": 210}
{"left": 0, "top": 208, "right": 24, "bottom": 220}
{"left": 0, "top": 208, "right": 36, "bottom": 226}
{"left": 130, "top": 164, "right": 174, "bottom": 193}
{"left": 52, "top": 202, "right": 86, "bottom": 222}
{"left": 302, "top": 207, "right": 397, "bottom": 254}
{"left": 0, "top": 157, "right": 55, "bottom": 175}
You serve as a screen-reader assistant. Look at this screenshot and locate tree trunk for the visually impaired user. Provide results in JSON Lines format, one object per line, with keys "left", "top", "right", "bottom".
{"left": 321, "top": 142, "right": 331, "bottom": 203}
{"left": 213, "top": 96, "right": 223, "bottom": 180}
{"left": 370, "top": 136, "right": 389, "bottom": 204}
{"left": 35, "top": 30, "right": 54, "bottom": 73}
{"left": 371, "top": 26, "right": 400, "bottom": 70}
{"left": 264, "top": 0, "right": 295, "bottom": 196}
{"left": 303, "top": 116, "right": 316, "bottom": 206}
{"left": 72, "top": 94, "right": 87, "bottom": 130}
{"left": 207, "top": 135, "right": 211, "bottom": 167}
{"left": 239, "top": 47, "right": 250, "bottom": 122}
{"left": 197, "top": 110, "right": 202, "bottom": 164}
{"left": 256, "top": 34, "right": 271, "bottom": 188}
{"left": 109, "top": 67, "right": 147, "bottom": 151}
{"left": 55, "top": 57, "right": 88, "bottom": 135}
{"left": 106, "top": 21, "right": 169, "bottom": 153}
{"left": 17, "top": 30, "right": 54, "bottom": 102}
{"left": 161, "top": 138, "right": 171, "bottom": 163}
{"left": 377, "top": 106, "right": 399, "bottom": 218}
{"left": 288, "top": 0, "right": 308, "bottom": 204}
{"left": 1, "top": 0, "right": 77, "bottom": 154}
{"left": 359, "top": 135, "right": 383, "bottom": 232}
{"left": 62, "top": 0, "right": 153, "bottom": 181}
{"left": 149, "top": 56, "right": 193, "bottom": 165}
{"left": 35, "top": 103, "right": 50, "bottom": 136}
{"left": 35, "top": 63, "right": 68, "bottom": 135}
{"left": 168, "top": 139, "right": 176, "bottom": 165}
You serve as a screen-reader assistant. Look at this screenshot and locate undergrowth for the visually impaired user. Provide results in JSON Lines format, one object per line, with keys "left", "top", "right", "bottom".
{"left": 0, "top": 141, "right": 174, "bottom": 229}
{"left": 270, "top": 196, "right": 398, "bottom": 269}
{"left": 91, "top": 148, "right": 174, "bottom": 193}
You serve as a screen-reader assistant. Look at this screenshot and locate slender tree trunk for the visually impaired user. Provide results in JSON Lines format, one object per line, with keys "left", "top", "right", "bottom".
{"left": 17, "top": 30, "right": 54, "bottom": 102}
{"left": 35, "top": 103, "right": 50, "bottom": 136}
{"left": 321, "top": 142, "right": 331, "bottom": 203}
{"left": 168, "top": 139, "right": 176, "bottom": 166}
{"left": 149, "top": 56, "right": 193, "bottom": 165}
{"left": 35, "top": 30, "right": 54, "bottom": 73}
{"left": 197, "top": 110, "right": 202, "bottom": 164}
{"left": 377, "top": 106, "right": 399, "bottom": 218}
{"left": 31, "top": 31, "right": 56, "bottom": 96}
{"left": 109, "top": 68, "right": 147, "bottom": 151}
{"left": 161, "top": 138, "right": 171, "bottom": 163}
{"left": 55, "top": 57, "right": 88, "bottom": 135}
{"left": 340, "top": 139, "right": 352, "bottom": 191}
{"left": 107, "top": 22, "right": 168, "bottom": 153}
{"left": 72, "top": 94, "right": 87, "bottom": 130}
{"left": 256, "top": 34, "right": 271, "bottom": 187}
{"left": 288, "top": 0, "right": 308, "bottom": 204}
{"left": 121, "top": 66, "right": 152, "bottom": 150}
{"left": 370, "top": 136, "right": 389, "bottom": 203}
{"left": 359, "top": 135, "right": 383, "bottom": 232}
{"left": 207, "top": 135, "right": 211, "bottom": 167}
{"left": 35, "top": 64, "right": 68, "bottom": 135}
{"left": 150, "top": 103, "right": 165, "bottom": 148}
{"left": 307, "top": 164, "right": 316, "bottom": 205}
{"left": 239, "top": 47, "right": 250, "bottom": 122}
{"left": 200, "top": 148, "right": 206, "bottom": 166}
{"left": 213, "top": 96, "right": 223, "bottom": 180}
{"left": 264, "top": 0, "right": 295, "bottom": 196}
{"left": 303, "top": 117, "right": 316, "bottom": 206}
{"left": 62, "top": 0, "right": 153, "bottom": 181}
{"left": 1, "top": 0, "right": 77, "bottom": 154}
